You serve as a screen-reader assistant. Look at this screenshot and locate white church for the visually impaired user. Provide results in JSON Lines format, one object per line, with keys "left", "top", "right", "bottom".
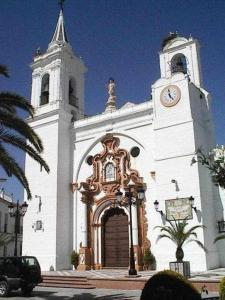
{"left": 22, "top": 9, "right": 225, "bottom": 272}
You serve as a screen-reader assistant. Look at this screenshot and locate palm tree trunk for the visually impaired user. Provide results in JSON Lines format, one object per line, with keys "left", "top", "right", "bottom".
{"left": 176, "top": 246, "right": 184, "bottom": 262}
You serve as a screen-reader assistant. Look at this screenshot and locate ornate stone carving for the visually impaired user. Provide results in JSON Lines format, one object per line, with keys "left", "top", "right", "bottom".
{"left": 75, "top": 134, "right": 143, "bottom": 203}
{"left": 73, "top": 134, "right": 149, "bottom": 269}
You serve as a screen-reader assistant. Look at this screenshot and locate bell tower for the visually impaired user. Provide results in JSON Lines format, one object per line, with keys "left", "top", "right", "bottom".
{"left": 23, "top": 9, "right": 87, "bottom": 271}
{"left": 159, "top": 32, "right": 202, "bottom": 87}
{"left": 30, "top": 10, "right": 86, "bottom": 120}
{"left": 152, "top": 33, "right": 220, "bottom": 270}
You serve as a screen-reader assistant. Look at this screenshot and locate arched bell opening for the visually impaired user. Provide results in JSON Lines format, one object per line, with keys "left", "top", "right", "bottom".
{"left": 69, "top": 77, "right": 78, "bottom": 107}
{"left": 171, "top": 53, "right": 187, "bottom": 74}
{"left": 40, "top": 74, "right": 50, "bottom": 106}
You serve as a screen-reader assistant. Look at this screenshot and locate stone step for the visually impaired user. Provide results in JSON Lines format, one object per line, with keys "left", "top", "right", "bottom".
{"left": 40, "top": 275, "right": 96, "bottom": 289}
{"left": 40, "top": 282, "right": 96, "bottom": 289}
{"left": 43, "top": 275, "right": 87, "bottom": 281}
{"left": 102, "top": 267, "right": 127, "bottom": 270}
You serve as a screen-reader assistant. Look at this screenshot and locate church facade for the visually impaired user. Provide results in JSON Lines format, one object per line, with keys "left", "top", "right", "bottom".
{"left": 23, "top": 11, "right": 225, "bottom": 272}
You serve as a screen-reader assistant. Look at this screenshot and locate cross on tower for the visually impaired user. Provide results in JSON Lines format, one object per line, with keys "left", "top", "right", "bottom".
{"left": 58, "top": 0, "right": 66, "bottom": 11}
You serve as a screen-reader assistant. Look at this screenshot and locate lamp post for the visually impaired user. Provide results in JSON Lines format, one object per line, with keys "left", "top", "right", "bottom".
{"left": 8, "top": 201, "right": 28, "bottom": 256}
{"left": 153, "top": 200, "right": 164, "bottom": 216}
{"left": 189, "top": 196, "right": 197, "bottom": 212}
{"left": 115, "top": 186, "right": 145, "bottom": 276}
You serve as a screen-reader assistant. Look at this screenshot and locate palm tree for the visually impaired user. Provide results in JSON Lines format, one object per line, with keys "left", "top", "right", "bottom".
{"left": 155, "top": 219, "right": 207, "bottom": 261}
{"left": 0, "top": 64, "right": 50, "bottom": 199}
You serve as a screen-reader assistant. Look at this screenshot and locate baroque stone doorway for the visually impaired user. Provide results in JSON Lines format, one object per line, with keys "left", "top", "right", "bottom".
{"left": 102, "top": 207, "right": 129, "bottom": 267}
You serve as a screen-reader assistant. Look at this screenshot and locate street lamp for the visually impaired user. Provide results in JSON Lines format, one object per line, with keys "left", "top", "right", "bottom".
{"left": 115, "top": 185, "right": 145, "bottom": 276}
{"left": 153, "top": 200, "right": 164, "bottom": 216}
{"left": 189, "top": 196, "right": 197, "bottom": 212}
{"left": 8, "top": 201, "right": 28, "bottom": 256}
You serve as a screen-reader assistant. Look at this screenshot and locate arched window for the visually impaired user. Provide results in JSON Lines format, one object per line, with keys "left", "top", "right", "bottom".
{"left": 171, "top": 54, "right": 187, "bottom": 74}
{"left": 69, "top": 78, "right": 78, "bottom": 107}
{"left": 40, "top": 74, "right": 50, "bottom": 105}
{"left": 105, "top": 163, "right": 115, "bottom": 182}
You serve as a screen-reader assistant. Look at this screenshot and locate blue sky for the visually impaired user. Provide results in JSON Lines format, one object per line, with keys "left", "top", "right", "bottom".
{"left": 0, "top": 0, "right": 225, "bottom": 200}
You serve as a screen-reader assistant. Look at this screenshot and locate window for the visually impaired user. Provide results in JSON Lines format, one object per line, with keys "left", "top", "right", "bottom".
{"left": 36, "top": 220, "right": 42, "bottom": 230}
{"left": 105, "top": 163, "right": 115, "bottom": 182}
{"left": 4, "top": 213, "right": 8, "bottom": 233}
{"left": 40, "top": 74, "right": 50, "bottom": 105}
{"left": 21, "top": 257, "right": 39, "bottom": 267}
{"left": 69, "top": 78, "right": 78, "bottom": 107}
{"left": 171, "top": 53, "right": 187, "bottom": 74}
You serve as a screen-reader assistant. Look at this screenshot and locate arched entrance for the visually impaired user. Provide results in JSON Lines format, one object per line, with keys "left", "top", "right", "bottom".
{"left": 102, "top": 207, "right": 129, "bottom": 267}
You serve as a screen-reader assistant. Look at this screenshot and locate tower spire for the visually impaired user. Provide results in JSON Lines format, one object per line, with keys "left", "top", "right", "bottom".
{"left": 48, "top": 6, "right": 69, "bottom": 50}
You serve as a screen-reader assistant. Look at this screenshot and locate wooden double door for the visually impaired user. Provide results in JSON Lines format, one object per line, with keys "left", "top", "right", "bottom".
{"left": 102, "top": 207, "right": 129, "bottom": 267}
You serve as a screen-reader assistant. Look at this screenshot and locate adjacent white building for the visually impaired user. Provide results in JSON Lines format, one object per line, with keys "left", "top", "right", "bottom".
{"left": 23, "top": 11, "right": 225, "bottom": 272}
{"left": 0, "top": 191, "right": 23, "bottom": 257}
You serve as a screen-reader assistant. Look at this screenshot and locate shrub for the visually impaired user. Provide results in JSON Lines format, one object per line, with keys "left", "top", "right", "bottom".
{"left": 219, "top": 277, "right": 225, "bottom": 300}
{"left": 140, "top": 270, "right": 201, "bottom": 300}
{"left": 71, "top": 250, "right": 79, "bottom": 269}
{"left": 143, "top": 248, "right": 156, "bottom": 270}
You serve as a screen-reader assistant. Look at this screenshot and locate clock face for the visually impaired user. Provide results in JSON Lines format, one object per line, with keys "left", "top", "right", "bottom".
{"left": 160, "top": 85, "right": 181, "bottom": 107}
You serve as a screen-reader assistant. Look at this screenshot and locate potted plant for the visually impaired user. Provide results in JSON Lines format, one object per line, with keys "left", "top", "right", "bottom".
{"left": 71, "top": 250, "right": 79, "bottom": 270}
{"left": 143, "top": 248, "right": 156, "bottom": 270}
{"left": 155, "top": 219, "right": 207, "bottom": 262}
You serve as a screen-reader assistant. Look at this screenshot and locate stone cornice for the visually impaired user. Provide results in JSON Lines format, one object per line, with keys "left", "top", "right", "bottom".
{"left": 74, "top": 101, "right": 153, "bottom": 131}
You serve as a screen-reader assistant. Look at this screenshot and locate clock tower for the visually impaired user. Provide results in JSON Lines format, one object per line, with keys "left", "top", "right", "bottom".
{"left": 151, "top": 33, "right": 220, "bottom": 270}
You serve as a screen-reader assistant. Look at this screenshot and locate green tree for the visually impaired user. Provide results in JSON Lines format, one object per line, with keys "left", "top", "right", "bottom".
{"left": 191, "top": 146, "right": 225, "bottom": 189}
{"left": 192, "top": 146, "right": 225, "bottom": 246}
{"left": 155, "top": 219, "right": 207, "bottom": 261}
{"left": 0, "top": 65, "right": 49, "bottom": 199}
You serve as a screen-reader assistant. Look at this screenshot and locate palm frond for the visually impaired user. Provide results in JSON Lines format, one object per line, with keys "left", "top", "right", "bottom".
{"left": 0, "top": 144, "right": 32, "bottom": 199}
{"left": 0, "top": 65, "right": 9, "bottom": 78}
{"left": 0, "top": 92, "right": 34, "bottom": 116}
{"left": 155, "top": 219, "right": 206, "bottom": 255}
{"left": 0, "top": 111, "right": 43, "bottom": 152}
{"left": 0, "top": 130, "right": 49, "bottom": 173}
{"left": 156, "top": 234, "right": 176, "bottom": 244}
{"left": 214, "top": 235, "right": 225, "bottom": 243}
{"left": 187, "top": 239, "right": 207, "bottom": 252}
{"left": 185, "top": 225, "right": 206, "bottom": 235}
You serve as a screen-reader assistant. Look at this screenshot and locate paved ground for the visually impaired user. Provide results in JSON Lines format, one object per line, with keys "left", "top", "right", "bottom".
{"left": 42, "top": 267, "right": 225, "bottom": 282}
{"left": 40, "top": 268, "right": 225, "bottom": 299}
{"left": 7, "top": 286, "right": 141, "bottom": 300}
{"left": 6, "top": 286, "right": 219, "bottom": 299}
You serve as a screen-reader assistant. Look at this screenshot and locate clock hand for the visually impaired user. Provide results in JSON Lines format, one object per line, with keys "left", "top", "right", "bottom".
{"left": 167, "top": 89, "right": 174, "bottom": 100}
